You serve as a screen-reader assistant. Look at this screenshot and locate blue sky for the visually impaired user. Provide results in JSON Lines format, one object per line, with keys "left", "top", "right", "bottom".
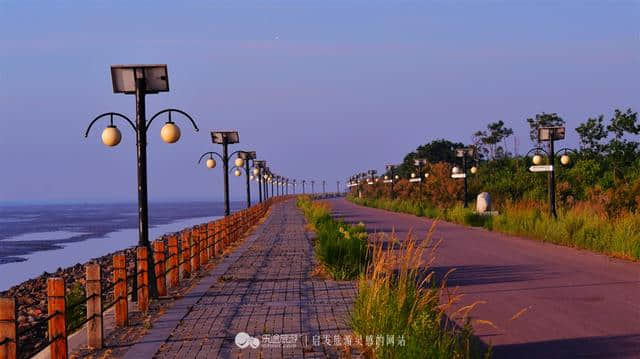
{"left": 1, "top": 1, "right": 638, "bottom": 202}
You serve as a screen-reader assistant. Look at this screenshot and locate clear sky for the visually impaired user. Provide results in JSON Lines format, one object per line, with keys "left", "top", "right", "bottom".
{"left": 1, "top": 1, "right": 638, "bottom": 202}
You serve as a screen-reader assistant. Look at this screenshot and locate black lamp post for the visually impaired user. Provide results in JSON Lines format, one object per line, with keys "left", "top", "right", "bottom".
{"left": 322, "top": 180, "right": 326, "bottom": 194}
{"left": 84, "top": 64, "right": 199, "bottom": 300}
{"left": 526, "top": 126, "right": 573, "bottom": 218}
{"left": 198, "top": 131, "right": 241, "bottom": 216}
{"left": 302, "top": 180, "right": 306, "bottom": 194}
{"left": 337, "top": 180, "right": 340, "bottom": 194}
{"left": 293, "top": 179, "right": 297, "bottom": 194}
{"left": 452, "top": 147, "right": 476, "bottom": 208}
{"left": 234, "top": 150, "right": 257, "bottom": 208}
{"left": 253, "top": 160, "right": 266, "bottom": 203}
{"left": 385, "top": 164, "right": 397, "bottom": 199}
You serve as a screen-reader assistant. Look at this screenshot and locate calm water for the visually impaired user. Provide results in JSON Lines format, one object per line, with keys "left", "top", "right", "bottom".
{"left": 0, "top": 201, "right": 243, "bottom": 290}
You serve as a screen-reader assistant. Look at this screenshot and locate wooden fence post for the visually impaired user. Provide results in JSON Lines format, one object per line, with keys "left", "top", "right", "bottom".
{"left": 86, "top": 263, "right": 102, "bottom": 349}
{"left": 168, "top": 235, "right": 179, "bottom": 288}
{"left": 47, "top": 277, "right": 67, "bottom": 359}
{"left": 199, "top": 225, "right": 207, "bottom": 265}
{"left": 153, "top": 241, "right": 167, "bottom": 297}
{"left": 0, "top": 297, "right": 17, "bottom": 359}
{"left": 137, "top": 247, "right": 149, "bottom": 313}
{"left": 207, "top": 222, "right": 215, "bottom": 259}
{"left": 191, "top": 228, "right": 200, "bottom": 273}
{"left": 113, "top": 254, "right": 128, "bottom": 327}
{"left": 214, "top": 221, "right": 222, "bottom": 255}
{"left": 181, "top": 231, "right": 191, "bottom": 279}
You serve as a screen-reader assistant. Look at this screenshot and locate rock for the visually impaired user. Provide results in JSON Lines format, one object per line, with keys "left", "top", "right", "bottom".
{"left": 476, "top": 192, "right": 491, "bottom": 213}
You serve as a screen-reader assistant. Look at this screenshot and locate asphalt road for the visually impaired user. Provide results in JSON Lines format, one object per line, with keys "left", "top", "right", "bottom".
{"left": 328, "top": 198, "right": 640, "bottom": 359}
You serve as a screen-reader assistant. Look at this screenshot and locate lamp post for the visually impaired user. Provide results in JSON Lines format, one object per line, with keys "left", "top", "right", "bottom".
{"left": 302, "top": 180, "right": 306, "bottom": 194}
{"left": 254, "top": 160, "right": 265, "bottom": 203}
{"left": 452, "top": 147, "right": 475, "bottom": 208}
{"left": 84, "top": 64, "right": 199, "bottom": 300}
{"left": 311, "top": 180, "right": 315, "bottom": 194}
{"left": 322, "top": 180, "right": 326, "bottom": 194}
{"left": 198, "top": 131, "right": 240, "bottom": 216}
{"left": 234, "top": 151, "right": 256, "bottom": 208}
{"left": 293, "top": 179, "right": 297, "bottom": 194}
{"left": 337, "top": 180, "right": 340, "bottom": 195}
{"left": 526, "top": 126, "right": 573, "bottom": 218}
{"left": 385, "top": 164, "right": 398, "bottom": 199}
{"left": 411, "top": 159, "right": 428, "bottom": 201}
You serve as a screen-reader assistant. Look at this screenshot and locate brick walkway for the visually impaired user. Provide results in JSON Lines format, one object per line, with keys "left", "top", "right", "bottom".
{"left": 124, "top": 200, "right": 357, "bottom": 358}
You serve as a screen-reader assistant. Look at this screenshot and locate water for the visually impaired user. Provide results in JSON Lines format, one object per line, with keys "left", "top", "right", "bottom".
{"left": 0, "top": 201, "right": 244, "bottom": 290}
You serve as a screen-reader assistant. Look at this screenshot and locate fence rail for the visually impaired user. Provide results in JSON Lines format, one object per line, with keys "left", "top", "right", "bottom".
{"left": 0, "top": 196, "right": 291, "bottom": 359}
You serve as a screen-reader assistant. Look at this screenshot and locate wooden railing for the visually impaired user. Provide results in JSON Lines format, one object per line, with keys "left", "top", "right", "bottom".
{"left": 0, "top": 196, "right": 291, "bottom": 359}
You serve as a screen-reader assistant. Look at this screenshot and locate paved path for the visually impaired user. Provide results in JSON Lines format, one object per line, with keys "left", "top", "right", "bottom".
{"left": 329, "top": 198, "right": 640, "bottom": 358}
{"left": 125, "top": 200, "right": 356, "bottom": 359}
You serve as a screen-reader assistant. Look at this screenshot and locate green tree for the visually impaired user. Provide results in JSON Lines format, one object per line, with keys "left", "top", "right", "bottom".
{"left": 606, "top": 108, "right": 639, "bottom": 180}
{"left": 473, "top": 120, "right": 514, "bottom": 159}
{"left": 575, "top": 115, "right": 607, "bottom": 155}
{"left": 395, "top": 139, "right": 464, "bottom": 178}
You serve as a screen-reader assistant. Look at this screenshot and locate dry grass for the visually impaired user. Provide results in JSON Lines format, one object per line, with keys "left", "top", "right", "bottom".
{"left": 351, "top": 223, "right": 490, "bottom": 358}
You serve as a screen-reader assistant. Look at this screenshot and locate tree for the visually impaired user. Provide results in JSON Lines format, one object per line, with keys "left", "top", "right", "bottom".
{"left": 395, "top": 139, "right": 464, "bottom": 178}
{"left": 575, "top": 115, "right": 606, "bottom": 155}
{"left": 526, "top": 113, "right": 565, "bottom": 143}
{"left": 606, "top": 108, "right": 639, "bottom": 180}
{"left": 473, "top": 120, "right": 514, "bottom": 160}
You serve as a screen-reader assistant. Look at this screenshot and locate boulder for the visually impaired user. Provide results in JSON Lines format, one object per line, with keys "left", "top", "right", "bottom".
{"left": 476, "top": 192, "right": 491, "bottom": 213}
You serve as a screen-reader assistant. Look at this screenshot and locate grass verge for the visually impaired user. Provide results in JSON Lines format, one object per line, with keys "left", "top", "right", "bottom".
{"left": 297, "top": 195, "right": 370, "bottom": 280}
{"left": 349, "top": 196, "right": 640, "bottom": 260}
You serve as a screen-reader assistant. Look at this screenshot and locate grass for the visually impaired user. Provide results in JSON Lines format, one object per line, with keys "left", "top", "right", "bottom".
{"left": 351, "top": 226, "right": 491, "bottom": 358}
{"left": 66, "top": 281, "right": 86, "bottom": 332}
{"left": 297, "top": 195, "right": 370, "bottom": 280}
{"left": 350, "top": 197, "right": 492, "bottom": 229}
{"left": 349, "top": 196, "right": 640, "bottom": 261}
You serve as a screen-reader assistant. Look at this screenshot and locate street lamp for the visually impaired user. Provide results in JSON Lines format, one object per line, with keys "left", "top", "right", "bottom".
{"left": 311, "top": 180, "right": 315, "bottom": 194}
{"left": 452, "top": 147, "right": 476, "bottom": 208}
{"left": 253, "top": 160, "right": 266, "bottom": 203}
{"left": 293, "top": 179, "right": 297, "bottom": 194}
{"left": 385, "top": 164, "right": 398, "bottom": 199}
{"left": 198, "top": 131, "right": 240, "bottom": 216}
{"left": 232, "top": 150, "right": 257, "bottom": 208}
{"left": 337, "top": 180, "right": 340, "bottom": 194}
{"left": 302, "top": 180, "right": 306, "bottom": 194}
{"left": 526, "top": 126, "right": 573, "bottom": 218}
{"left": 85, "top": 64, "right": 199, "bottom": 299}
{"left": 322, "top": 180, "right": 326, "bottom": 194}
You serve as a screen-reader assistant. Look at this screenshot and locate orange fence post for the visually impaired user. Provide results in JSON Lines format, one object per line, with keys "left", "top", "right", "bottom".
{"left": 86, "top": 263, "right": 102, "bottom": 349}
{"left": 137, "top": 247, "right": 149, "bottom": 313}
{"left": 0, "top": 297, "right": 17, "bottom": 359}
{"left": 47, "top": 277, "right": 67, "bottom": 359}
{"left": 207, "top": 222, "right": 215, "bottom": 259}
{"left": 191, "top": 228, "right": 200, "bottom": 273}
{"left": 199, "top": 225, "right": 207, "bottom": 265}
{"left": 153, "top": 240, "right": 167, "bottom": 297}
{"left": 181, "top": 231, "right": 191, "bottom": 279}
{"left": 113, "top": 254, "right": 128, "bottom": 327}
{"left": 168, "top": 235, "right": 179, "bottom": 288}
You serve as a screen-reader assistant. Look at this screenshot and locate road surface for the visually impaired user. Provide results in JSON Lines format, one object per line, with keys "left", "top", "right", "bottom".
{"left": 329, "top": 198, "right": 640, "bottom": 358}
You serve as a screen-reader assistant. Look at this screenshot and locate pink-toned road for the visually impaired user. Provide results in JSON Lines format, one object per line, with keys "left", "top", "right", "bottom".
{"left": 328, "top": 198, "right": 640, "bottom": 359}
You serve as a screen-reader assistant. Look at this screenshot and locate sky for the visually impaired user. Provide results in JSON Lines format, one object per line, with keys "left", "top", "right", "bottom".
{"left": 1, "top": 1, "right": 639, "bottom": 203}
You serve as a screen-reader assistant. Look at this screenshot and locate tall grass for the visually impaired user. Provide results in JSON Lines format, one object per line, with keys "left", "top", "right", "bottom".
{"left": 297, "top": 196, "right": 370, "bottom": 280}
{"left": 492, "top": 202, "right": 640, "bottom": 260}
{"left": 351, "top": 197, "right": 491, "bottom": 229}
{"left": 351, "top": 226, "right": 490, "bottom": 358}
{"left": 349, "top": 196, "right": 640, "bottom": 260}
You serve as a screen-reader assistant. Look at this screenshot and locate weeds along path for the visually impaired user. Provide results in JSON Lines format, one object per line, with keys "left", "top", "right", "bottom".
{"left": 129, "top": 199, "right": 357, "bottom": 358}
{"left": 329, "top": 197, "right": 640, "bottom": 359}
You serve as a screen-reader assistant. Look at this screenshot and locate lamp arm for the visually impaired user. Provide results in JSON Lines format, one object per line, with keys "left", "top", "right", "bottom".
{"left": 198, "top": 151, "right": 224, "bottom": 163}
{"left": 84, "top": 112, "right": 136, "bottom": 137}
{"left": 147, "top": 108, "right": 199, "bottom": 132}
{"left": 554, "top": 148, "right": 577, "bottom": 157}
{"left": 525, "top": 147, "right": 550, "bottom": 158}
